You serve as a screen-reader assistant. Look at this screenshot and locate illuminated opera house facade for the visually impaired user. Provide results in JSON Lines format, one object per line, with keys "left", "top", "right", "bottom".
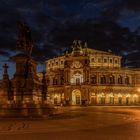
{"left": 44, "top": 40, "right": 140, "bottom": 106}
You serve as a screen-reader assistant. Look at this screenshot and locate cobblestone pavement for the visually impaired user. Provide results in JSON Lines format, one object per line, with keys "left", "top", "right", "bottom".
{"left": 0, "top": 106, "right": 140, "bottom": 140}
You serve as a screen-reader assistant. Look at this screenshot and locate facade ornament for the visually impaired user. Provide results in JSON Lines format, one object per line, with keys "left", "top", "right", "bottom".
{"left": 84, "top": 42, "right": 88, "bottom": 48}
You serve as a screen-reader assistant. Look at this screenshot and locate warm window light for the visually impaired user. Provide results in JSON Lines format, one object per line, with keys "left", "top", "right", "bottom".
{"left": 137, "top": 88, "right": 140, "bottom": 92}
{"left": 109, "top": 94, "right": 114, "bottom": 97}
{"left": 134, "top": 94, "right": 138, "bottom": 97}
{"left": 54, "top": 95, "right": 58, "bottom": 98}
{"left": 126, "top": 94, "right": 130, "bottom": 97}
{"left": 24, "top": 98, "right": 30, "bottom": 103}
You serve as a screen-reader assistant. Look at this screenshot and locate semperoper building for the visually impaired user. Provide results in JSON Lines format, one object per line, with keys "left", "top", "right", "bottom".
{"left": 44, "top": 40, "right": 140, "bottom": 106}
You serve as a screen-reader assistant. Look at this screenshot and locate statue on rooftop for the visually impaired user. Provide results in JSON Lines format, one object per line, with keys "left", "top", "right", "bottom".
{"left": 72, "top": 40, "right": 82, "bottom": 51}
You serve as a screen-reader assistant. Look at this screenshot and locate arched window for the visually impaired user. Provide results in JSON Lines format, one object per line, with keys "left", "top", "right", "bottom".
{"left": 53, "top": 78, "right": 55, "bottom": 85}
{"left": 91, "top": 58, "right": 95, "bottom": 62}
{"left": 91, "top": 75, "right": 97, "bottom": 84}
{"left": 110, "top": 59, "right": 113, "bottom": 63}
{"left": 109, "top": 75, "right": 115, "bottom": 84}
{"left": 53, "top": 77, "right": 58, "bottom": 85}
{"left": 118, "top": 97, "right": 122, "bottom": 104}
{"left": 118, "top": 76, "right": 123, "bottom": 84}
{"left": 125, "top": 76, "right": 130, "bottom": 84}
{"left": 101, "top": 75, "right": 106, "bottom": 84}
{"left": 56, "top": 62, "right": 58, "bottom": 65}
{"left": 76, "top": 78, "right": 80, "bottom": 85}
{"left": 60, "top": 76, "right": 64, "bottom": 85}
{"left": 70, "top": 72, "right": 83, "bottom": 84}
{"left": 104, "top": 59, "right": 107, "bottom": 63}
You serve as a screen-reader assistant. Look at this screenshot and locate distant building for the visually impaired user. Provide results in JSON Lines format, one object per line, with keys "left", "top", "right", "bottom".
{"left": 44, "top": 40, "right": 140, "bottom": 106}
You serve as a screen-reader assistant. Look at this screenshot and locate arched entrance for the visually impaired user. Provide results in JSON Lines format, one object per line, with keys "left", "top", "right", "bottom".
{"left": 126, "top": 94, "right": 130, "bottom": 105}
{"left": 97, "top": 93, "right": 105, "bottom": 104}
{"left": 109, "top": 93, "right": 114, "bottom": 104}
{"left": 118, "top": 94, "right": 122, "bottom": 105}
{"left": 133, "top": 94, "right": 138, "bottom": 104}
{"left": 72, "top": 89, "right": 81, "bottom": 105}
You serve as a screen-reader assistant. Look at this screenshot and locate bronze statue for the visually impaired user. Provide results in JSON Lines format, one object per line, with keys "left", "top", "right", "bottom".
{"left": 16, "top": 21, "right": 33, "bottom": 56}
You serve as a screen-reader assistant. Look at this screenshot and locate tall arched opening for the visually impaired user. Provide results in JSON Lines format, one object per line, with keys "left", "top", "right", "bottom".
{"left": 72, "top": 89, "right": 81, "bottom": 105}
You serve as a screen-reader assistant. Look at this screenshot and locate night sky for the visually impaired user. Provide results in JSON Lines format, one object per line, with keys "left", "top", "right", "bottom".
{"left": 0, "top": 0, "right": 140, "bottom": 78}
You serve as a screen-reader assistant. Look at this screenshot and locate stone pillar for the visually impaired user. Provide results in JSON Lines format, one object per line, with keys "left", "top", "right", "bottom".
{"left": 84, "top": 69, "right": 89, "bottom": 84}
{"left": 67, "top": 70, "right": 70, "bottom": 84}
{"left": 114, "top": 95, "right": 118, "bottom": 104}
{"left": 64, "top": 71, "right": 67, "bottom": 83}
{"left": 97, "top": 72, "right": 99, "bottom": 85}
{"left": 87, "top": 70, "right": 89, "bottom": 83}
{"left": 83, "top": 70, "right": 86, "bottom": 83}
{"left": 12, "top": 54, "right": 37, "bottom": 103}
{"left": 122, "top": 95, "right": 126, "bottom": 105}
{"left": 58, "top": 75, "right": 61, "bottom": 85}
{"left": 96, "top": 96, "right": 99, "bottom": 104}
{"left": 105, "top": 95, "right": 110, "bottom": 104}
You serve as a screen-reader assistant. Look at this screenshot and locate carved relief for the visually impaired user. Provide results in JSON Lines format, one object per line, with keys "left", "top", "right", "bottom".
{"left": 71, "top": 61, "right": 82, "bottom": 69}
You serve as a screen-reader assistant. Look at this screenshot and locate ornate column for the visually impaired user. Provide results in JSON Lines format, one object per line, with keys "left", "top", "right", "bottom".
{"left": 64, "top": 70, "right": 67, "bottom": 83}
{"left": 67, "top": 70, "right": 70, "bottom": 84}
{"left": 83, "top": 69, "right": 86, "bottom": 83}
{"left": 64, "top": 69, "right": 70, "bottom": 84}
{"left": 97, "top": 72, "right": 100, "bottom": 85}
{"left": 84, "top": 68, "right": 89, "bottom": 84}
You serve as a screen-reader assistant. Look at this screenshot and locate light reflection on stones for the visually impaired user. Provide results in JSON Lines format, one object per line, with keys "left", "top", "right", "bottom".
{"left": 0, "top": 107, "right": 140, "bottom": 140}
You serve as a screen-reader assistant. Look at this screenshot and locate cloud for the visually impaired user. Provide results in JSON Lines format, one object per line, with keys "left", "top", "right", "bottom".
{"left": 0, "top": 50, "right": 10, "bottom": 57}
{"left": 0, "top": 0, "right": 140, "bottom": 68}
{"left": 46, "top": 19, "right": 140, "bottom": 67}
{"left": 123, "top": 0, "right": 140, "bottom": 11}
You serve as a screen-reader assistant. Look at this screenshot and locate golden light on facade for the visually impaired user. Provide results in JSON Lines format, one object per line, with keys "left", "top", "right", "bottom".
{"left": 44, "top": 41, "right": 140, "bottom": 106}
{"left": 54, "top": 94, "right": 58, "bottom": 98}
{"left": 137, "top": 88, "right": 140, "bottom": 92}
{"left": 134, "top": 94, "right": 138, "bottom": 97}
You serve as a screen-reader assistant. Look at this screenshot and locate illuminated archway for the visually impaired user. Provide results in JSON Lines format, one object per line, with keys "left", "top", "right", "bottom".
{"left": 118, "top": 93, "right": 122, "bottom": 104}
{"left": 71, "top": 72, "right": 83, "bottom": 84}
{"left": 133, "top": 94, "right": 138, "bottom": 104}
{"left": 97, "top": 93, "right": 105, "bottom": 104}
{"left": 109, "top": 93, "right": 114, "bottom": 104}
{"left": 54, "top": 94, "right": 61, "bottom": 105}
{"left": 126, "top": 94, "right": 131, "bottom": 104}
{"left": 72, "top": 89, "right": 81, "bottom": 105}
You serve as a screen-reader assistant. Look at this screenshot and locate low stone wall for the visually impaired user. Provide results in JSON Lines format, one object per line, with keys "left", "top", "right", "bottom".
{"left": 0, "top": 103, "right": 56, "bottom": 118}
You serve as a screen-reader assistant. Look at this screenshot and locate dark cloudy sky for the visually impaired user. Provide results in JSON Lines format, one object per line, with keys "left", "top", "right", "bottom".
{"left": 0, "top": 0, "right": 140, "bottom": 78}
